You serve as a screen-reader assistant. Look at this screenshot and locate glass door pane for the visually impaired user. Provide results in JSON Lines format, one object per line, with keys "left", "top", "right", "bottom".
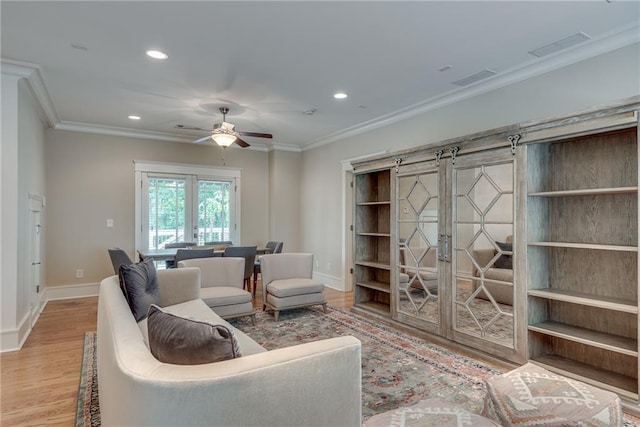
{"left": 197, "top": 180, "right": 232, "bottom": 244}
{"left": 147, "top": 177, "right": 187, "bottom": 249}
{"left": 396, "top": 171, "right": 440, "bottom": 327}
{"left": 453, "top": 160, "right": 515, "bottom": 348}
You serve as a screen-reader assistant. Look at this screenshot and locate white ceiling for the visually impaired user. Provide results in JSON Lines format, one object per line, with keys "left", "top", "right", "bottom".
{"left": 2, "top": 1, "right": 639, "bottom": 151}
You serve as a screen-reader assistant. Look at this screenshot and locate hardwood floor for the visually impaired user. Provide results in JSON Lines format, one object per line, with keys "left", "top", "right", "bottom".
{"left": 0, "top": 288, "right": 352, "bottom": 426}
{"left": 0, "top": 297, "right": 98, "bottom": 426}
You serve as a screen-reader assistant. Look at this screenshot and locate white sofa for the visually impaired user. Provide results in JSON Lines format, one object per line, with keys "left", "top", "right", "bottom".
{"left": 97, "top": 267, "right": 362, "bottom": 426}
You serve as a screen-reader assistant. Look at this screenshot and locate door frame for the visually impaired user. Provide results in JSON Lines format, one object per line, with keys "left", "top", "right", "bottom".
{"left": 28, "top": 194, "right": 45, "bottom": 327}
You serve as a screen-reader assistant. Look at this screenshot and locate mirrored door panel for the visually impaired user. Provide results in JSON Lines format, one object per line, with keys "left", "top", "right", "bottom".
{"left": 453, "top": 160, "right": 515, "bottom": 348}
{"left": 396, "top": 170, "right": 441, "bottom": 328}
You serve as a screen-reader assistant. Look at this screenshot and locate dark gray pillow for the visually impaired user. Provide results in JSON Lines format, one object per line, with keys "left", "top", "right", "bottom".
{"left": 147, "top": 305, "right": 241, "bottom": 365}
{"left": 118, "top": 258, "right": 160, "bottom": 322}
{"left": 494, "top": 241, "right": 513, "bottom": 269}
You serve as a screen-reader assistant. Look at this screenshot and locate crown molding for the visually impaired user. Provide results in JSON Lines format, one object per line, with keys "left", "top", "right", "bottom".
{"left": 267, "top": 143, "right": 302, "bottom": 153}
{"left": 6, "top": 22, "right": 638, "bottom": 154}
{"left": 55, "top": 121, "right": 195, "bottom": 143}
{"left": 55, "top": 121, "right": 276, "bottom": 152}
{"left": 302, "top": 24, "right": 640, "bottom": 152}
{"left": 1, "top": 58, "right": 59, "bottom": 127}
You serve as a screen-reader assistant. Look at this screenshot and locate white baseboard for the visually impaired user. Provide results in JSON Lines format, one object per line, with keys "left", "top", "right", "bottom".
{"left": 1, "top": 283, "right": 99, "bottom": 353}
{"left": 45, "top": 282, "right": 100, "bottom": 300}
{"left": 313, "top": 271, "right": 345, "bottom": 291}
{"left": 1, "top": 311, "right": 31, "bottom": 353}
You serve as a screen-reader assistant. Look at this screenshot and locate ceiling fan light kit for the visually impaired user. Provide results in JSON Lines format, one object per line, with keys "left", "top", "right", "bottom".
{"left": 191, "top": 106, "right": 273, "bottom": 148}
{"left": 211, "top": 133, "right": 237, "bottom": 147}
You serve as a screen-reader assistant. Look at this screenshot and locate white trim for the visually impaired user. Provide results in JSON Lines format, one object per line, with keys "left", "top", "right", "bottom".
{"left": 55, "top": 121, "right": 272, "bottom": 151}
{"left": 45, "top": 282, "right": 100, "bottom": 301}
{"left": 6, "top": 25, "right": 638, "bottom": 153}
{"left": 341, "top": 169, "right": 354, "bottom": 292}
{"left": 56, "top": 121, "right": 194, "bottom": 143}
{"left": 267, "top": 143, "right": 302, "bottom": 153}
{"left": 313, "top": 271, "right": 344, "bottom": 291}
{"left": 135, "top": 161, "right": 241, "bottom": 248}
{"left": 302, "top": 25, "right": 640, "bottom": 151}
{"left": 341, "top": 150, "right": 390, "bottom": 172}
{"left": 134, "top": 160, "right": 241, "bottom": 178}
{"left": 0, "top": 282, "right": 97, "bottom": 352}
{"left": 0, "top": 311, "right": 31, "bottom": 353}
{"left": 1, "top": 58, "right": 58, "bottom": 126}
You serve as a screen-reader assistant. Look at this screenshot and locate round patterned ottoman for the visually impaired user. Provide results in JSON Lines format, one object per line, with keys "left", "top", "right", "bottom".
{"left": 363, "top": 398, "right": 500, "bottom": 427}
{"left": 482, "top": 362, "right": 622, "bottom": 426}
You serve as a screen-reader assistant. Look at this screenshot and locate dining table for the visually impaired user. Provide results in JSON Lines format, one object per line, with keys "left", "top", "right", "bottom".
{"left": 137, "top": 246, "right": 273, "bottom": 262}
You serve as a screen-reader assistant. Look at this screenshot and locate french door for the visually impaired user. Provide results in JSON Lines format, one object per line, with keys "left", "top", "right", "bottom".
{"left": 394, "top": 147, "right": 522, "bottom": 362}
{"left": 142, "top": 174, "right": 236, "bottom": 249}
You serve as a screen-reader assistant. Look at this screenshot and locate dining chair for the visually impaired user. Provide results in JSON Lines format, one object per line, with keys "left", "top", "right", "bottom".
{"left": 173, "top": 248, "right": 216, "bottom": 266}
{"left": 253, "top": 241, "right": 283, "bottom": 296}
{"left": 108, "top": 248, "right": 133, "bottom": 275}
{"left": 223, "top": 245, "right": 257, "bottom": 292}
{"left": 163, "top": 242, "right": 197, "bottom": 268}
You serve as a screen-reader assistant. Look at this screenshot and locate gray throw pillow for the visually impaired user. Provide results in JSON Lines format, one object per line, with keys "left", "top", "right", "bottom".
{"left": 494, "top": 241, "right": 513, "bottom": 269}
{"left": 118, "top": 257, "right": 160, "bottom": 322}
{"left": 147, "top": 304, "right": 241, "bottom": 365}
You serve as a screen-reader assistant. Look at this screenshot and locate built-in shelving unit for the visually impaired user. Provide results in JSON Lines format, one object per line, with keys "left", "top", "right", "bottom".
{"left": 350, "top": 99, "right": 640, "bottom": 408}
{"left": 526, "top": 123, "right": 639, "bottom": 403}
{"left": 353, "top": 169, "right": 392, "bottom": 316}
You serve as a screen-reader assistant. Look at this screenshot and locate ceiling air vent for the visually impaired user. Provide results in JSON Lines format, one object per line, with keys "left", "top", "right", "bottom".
{"left": 452, "top": 69, "right": 497, "bottom": 87}
{"left": 528, "top": 32, "right": 591, "bottom": 57}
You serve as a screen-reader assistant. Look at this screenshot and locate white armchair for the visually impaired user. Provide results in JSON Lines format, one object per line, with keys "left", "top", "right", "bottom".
{"left": 260, "top": 253, "right": 327, "bottom": 321}
{"left": 178, "top": 257, "right": 256, "bottom": 324}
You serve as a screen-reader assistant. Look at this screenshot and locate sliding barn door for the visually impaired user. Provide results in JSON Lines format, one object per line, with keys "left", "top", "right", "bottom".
{"left": 449, "top": 148, "right": 519, "bottom": 361}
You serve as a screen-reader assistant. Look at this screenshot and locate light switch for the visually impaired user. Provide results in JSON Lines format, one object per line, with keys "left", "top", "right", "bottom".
{"left": 106, "top": 219, "right": 114, "bottom": 228}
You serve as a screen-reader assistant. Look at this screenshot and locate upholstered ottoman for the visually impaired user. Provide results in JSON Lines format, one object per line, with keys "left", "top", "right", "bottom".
{"left": 363, "top": 398, "right": 500, "bottom": 427}
{"left": 483, "top": 363, "right": 622, "bottom": 426}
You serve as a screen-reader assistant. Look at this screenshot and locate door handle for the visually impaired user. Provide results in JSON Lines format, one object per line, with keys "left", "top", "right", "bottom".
{"left": 31, "top": 262, "right": 41, "bottom": 266}
{"left": 443, "top": 235, "right": 449, "bottom": 263}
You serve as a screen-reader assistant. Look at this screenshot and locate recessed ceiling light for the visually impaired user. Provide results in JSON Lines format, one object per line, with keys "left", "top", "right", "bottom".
{"left": 128, "top": 115, "right": 141, "bottom": 120}
{"left": 146, "top": 50, "right": 168, "bottom": 60}
{"left": 334, "top": 92, "right": 348, "bottom": 99}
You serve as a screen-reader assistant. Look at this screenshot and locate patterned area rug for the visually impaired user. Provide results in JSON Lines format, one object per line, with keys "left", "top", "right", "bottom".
{"left": 76, "top": 306, "right": 640, "bottom": 426}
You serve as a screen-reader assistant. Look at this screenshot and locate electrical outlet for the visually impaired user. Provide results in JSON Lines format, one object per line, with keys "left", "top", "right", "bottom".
{"left": 106, "top": 219, "right": 114, "bottom": 228}
{"left": 327, "top": 262, "right": 331, "bottom": 271}
{"left": 76, "top": 269, "right": 84, "bottom": 279}
{"left": 315, "top": 260, "right": 319, "bottom": 268}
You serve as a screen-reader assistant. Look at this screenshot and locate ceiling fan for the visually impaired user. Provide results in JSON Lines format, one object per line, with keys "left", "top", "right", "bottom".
{"left": 192, "top": 107, "right": 273, "bottom": 148}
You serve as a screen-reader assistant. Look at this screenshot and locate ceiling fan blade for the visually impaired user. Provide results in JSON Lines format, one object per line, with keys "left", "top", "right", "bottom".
{"left": 237, "top": 131, "right": 273, "bottom": 139}
{"left": 234, "top": 137, "right": 250, "bottom": 148}
{"left": 192, "top": 135, "right": 212, "bottom": 144}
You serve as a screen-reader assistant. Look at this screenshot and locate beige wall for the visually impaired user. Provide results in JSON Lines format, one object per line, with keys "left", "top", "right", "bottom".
{"left": 301, "top": 44, "right": 640, "bottom": 290}
{"left": 44, "top": 131, "right": 271, "bottom": 286}
{"left": 268, "top": 150, "right": 302, "bottom": 252}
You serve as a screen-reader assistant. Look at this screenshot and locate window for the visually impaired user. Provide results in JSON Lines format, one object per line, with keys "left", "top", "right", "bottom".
{"left": 135, "top": 161, "right": 241, "bottom": 251}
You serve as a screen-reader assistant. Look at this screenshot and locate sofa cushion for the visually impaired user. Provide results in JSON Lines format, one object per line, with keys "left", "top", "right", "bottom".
{"left": 200, "top": 286, "right": 252, "bottom": 307}
{"left": 118, "top": 257, "right": 160, "bottom": 321}
{"left": 267, "top": 278, "right": 324, "bottom": 297}
{"left": 140, "top": 299, "right": 266, "bottom": 356}
{"left": 494, "top": 241, "right": 513, "bottom": 269}
{"left": 485, "top": 268, "right": 513, "bottom": 282}
{"left": 147, "top": 304, "right": 241, "bottom": 365}
{"left": 267, "top": 292, "right": 325, "bottom": 309}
